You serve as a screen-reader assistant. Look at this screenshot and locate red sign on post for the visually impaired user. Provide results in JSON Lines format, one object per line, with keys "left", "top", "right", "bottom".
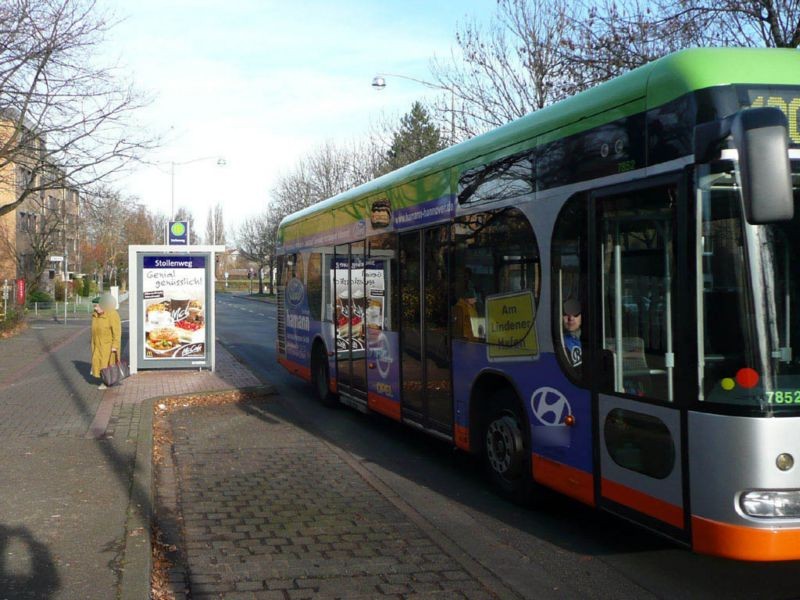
{"left": 15, "top": 279, "right": 25, "bottom": 306}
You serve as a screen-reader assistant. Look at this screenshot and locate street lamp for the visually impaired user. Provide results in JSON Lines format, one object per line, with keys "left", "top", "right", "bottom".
{"left": 371, "top": 73, "right": 456, "bottom": 144}
{"left": 169, "top": 156, "right": 226, "bottom": 220}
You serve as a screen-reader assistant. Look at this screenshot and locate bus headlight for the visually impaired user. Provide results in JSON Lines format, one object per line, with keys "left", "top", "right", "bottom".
{"left": 741, "top": 490, "right": 800, "bottom": 518}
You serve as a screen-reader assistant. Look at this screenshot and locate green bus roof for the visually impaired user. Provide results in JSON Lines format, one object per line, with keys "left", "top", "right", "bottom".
{"left": 280, "top": 47, "right": 800, "bottom": 231}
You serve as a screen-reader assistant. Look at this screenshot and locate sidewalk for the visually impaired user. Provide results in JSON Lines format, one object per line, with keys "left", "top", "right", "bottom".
{"left": 154, "top": 394, "right": 513, "bottom": 599}
{"left": 0, "top": 310, "right": 259, "bottom": 599}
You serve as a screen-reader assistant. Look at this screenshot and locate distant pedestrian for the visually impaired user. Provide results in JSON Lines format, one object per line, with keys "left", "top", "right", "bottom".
{"left": 91, "top": 294, "right": 121, "bottom": 389}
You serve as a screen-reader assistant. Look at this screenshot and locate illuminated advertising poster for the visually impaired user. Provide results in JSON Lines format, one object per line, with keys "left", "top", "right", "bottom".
{"left": 331, "top": 257, "right": 385, "bottom": 353}
{"left": 142, "top": 256, "right": 206, "bottom": 360}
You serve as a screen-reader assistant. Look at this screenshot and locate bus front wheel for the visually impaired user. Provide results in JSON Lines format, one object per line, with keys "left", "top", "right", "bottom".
{"left": 482, "top": 391, "right": 534, "bottom": 503}
{"left": 311, "top": 347, "right": 338, "bottom": 408}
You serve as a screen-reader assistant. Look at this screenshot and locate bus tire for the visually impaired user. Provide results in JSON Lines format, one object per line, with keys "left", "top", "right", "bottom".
{"left": 311, "top": 346, "right": 338, "bottom": 408}
{"left": 482, "top": 390, "right": 534, "bottom": 504}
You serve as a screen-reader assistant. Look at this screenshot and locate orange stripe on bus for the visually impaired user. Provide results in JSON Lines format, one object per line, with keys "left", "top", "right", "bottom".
{"left": 277, "top": 357, "right": 311, "bottom": 381}
{"left": 692, "top": 515, "right": 800, "bottom": 562}
{"left": 454, "top": 424, "right": 470, "bottom": 451}
{"left": 367, "top": 392, "right": 401, "bottom": 421}
{"left": 532, "top": 454, "right": 595, "bottom": 506}
{"left": 601, "top": 478, "right": 684, "bottom": 529}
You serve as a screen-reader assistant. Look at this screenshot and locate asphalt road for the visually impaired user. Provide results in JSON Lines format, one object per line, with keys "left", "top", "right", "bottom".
{"left": 215, "top": 293, "right": 800, "bottom": 600}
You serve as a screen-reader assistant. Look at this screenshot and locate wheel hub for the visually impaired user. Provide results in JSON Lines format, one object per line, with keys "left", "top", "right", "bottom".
{"left": 486, "top": 415, "right": 523, "bottom": 476}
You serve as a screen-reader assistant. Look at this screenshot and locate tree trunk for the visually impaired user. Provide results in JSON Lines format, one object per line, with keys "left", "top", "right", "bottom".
{"left": 268, "top": 256, "right": 275, "bottom": 295}
{"left": 258, "top": 268, "right": 264, "bottom": 295}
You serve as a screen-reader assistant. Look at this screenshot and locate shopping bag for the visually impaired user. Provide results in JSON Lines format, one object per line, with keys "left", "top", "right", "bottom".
{"left": 101, "top": 351, "right": 128, "bottom": 387}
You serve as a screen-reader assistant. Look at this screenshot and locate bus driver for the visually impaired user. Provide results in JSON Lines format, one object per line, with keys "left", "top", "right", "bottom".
{"left": 563, "top": 298, "right": 582, "bottom": 368}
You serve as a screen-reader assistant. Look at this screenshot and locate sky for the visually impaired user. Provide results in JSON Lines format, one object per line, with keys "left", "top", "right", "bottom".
{"left": 105, "top": 0, "right": 496, "bottom": 242}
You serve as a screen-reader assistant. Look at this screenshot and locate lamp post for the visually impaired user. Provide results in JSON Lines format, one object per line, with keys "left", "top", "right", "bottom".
{"left": 371, "top": 73, "right": 456, "bottom": 144}
{"left": 169, "top": 156, "right": 227, "bottom": 220}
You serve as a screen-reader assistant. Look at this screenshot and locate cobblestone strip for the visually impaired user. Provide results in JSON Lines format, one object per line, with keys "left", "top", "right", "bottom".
{"left": 156, "top": 396, "right": 509, "bottom": 599}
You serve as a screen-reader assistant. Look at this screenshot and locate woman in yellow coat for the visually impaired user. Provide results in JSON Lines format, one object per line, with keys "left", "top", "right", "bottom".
{"left": 91, "top": 294, "right": 121, "bottom": 389}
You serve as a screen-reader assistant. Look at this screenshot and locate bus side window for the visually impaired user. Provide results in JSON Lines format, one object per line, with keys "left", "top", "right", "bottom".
{"left": 599, "top": 186, "right": 677, "bottom": 402}
{"left": 453, "top": 207, "right": 540, "bottom": 342}
{"left": 552, "top": 195, "right": 587, "bottom": 382}
{"left": 285, "top": 254, "right": 296, "bottom": 281}
{"left": 369, "top": 233, "right": 398, "bottom": 332}
{"left": 307, "top": 252, "right": 322, "bottom": 320}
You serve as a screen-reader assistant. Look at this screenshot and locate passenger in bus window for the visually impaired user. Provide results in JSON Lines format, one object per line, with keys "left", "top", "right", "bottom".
{"left": 563, "top": 298, "right": 582, "bottom": 367}
{"left": 454, "top": 288, "right": 481, "bottom": 341}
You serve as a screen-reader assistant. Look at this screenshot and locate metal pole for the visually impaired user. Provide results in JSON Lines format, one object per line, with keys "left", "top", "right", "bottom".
{"left": 785, "top": 243, "right": 791, "bottom": 361}
{"left": 170, "top": 161, "right": 176, "bottom": 220}
{"left": 614, "top": 222, "right": 624, "bottom": 392}
{"left": 64, "top": 249, "right": 68, "bottom": 325}
{"left": 663, "top": 222, "right": 674, "bottom": 402}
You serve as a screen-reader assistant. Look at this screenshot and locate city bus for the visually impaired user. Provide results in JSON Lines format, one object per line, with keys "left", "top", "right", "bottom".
{"left": 275, "top": 48, "right": 800, "bottom": 561}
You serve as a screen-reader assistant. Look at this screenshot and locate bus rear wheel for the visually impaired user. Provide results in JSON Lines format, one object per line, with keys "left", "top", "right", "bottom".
{"left": 482, "top": 391, "right": 534, "bottom": 504}
{"left": 311, "top": 346, "right": 338, "bottom": 408}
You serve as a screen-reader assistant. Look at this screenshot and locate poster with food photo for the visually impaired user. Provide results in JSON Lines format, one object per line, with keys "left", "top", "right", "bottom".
{"left": 331, "top": 257, "right": 385, "bottom": 353}
{"left": 142, "top": 256, "right": 207, "bottom": 359}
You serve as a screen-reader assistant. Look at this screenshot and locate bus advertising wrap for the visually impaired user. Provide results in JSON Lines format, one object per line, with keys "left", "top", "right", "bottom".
{"left": 142, "top": 255, "right": 207, "bottom": 360}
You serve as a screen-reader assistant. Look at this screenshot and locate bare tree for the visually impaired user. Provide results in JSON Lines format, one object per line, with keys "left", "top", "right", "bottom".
{"left": 563, "top": 0, "right": 710, "bottom": 92}
{"left": 0, "top": 196, "right": 64, "bottom": 292}
{"left": 668, "top": 0, "right": 800, "bottom": 48}
{"left": 237, "top": 210, "right": 275, "bottom": 295}
{"left": 173, "top": 207, "right": 199, "bottom": 244}
{"left": 270, "top": 138, "right": 386, "bottom": 221}
{"left": 432, "top": 0, "right": 800, "bottom": 138}
{"left": 81, "top": 186, "right": 164, "bottom": 288}
{"left": 205, "top": 203, "right": 225, "bottom": 246}
{"left": 431, "top": 0, "right": 575, "bottom": 138}
{"left": 0, "top": 0, "right": 153, "bottom": 218}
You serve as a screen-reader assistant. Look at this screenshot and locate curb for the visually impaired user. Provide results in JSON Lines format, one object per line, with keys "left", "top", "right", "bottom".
{"left": 117, "top": 385, "right": 273, "bottom": 599}
{"left": 119, "top": 399, "right": 154, "bottom": 600}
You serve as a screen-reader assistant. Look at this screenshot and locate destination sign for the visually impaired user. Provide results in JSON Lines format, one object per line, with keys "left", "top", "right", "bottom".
{"left": 745, "top": 87, "right": 800, "bottom": 145}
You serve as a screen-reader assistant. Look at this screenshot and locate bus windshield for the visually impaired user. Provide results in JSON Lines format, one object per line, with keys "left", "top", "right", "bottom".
{"left": 699, "top": 159, "right": 800, "bottom": 410}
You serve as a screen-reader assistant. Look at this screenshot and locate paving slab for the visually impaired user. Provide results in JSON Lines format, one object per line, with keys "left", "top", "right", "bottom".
{"left": 0, "top": 306, "right": 260, "bottom": 599}
{"left": 155, "top": 395, "right": 515, "bottom": 599}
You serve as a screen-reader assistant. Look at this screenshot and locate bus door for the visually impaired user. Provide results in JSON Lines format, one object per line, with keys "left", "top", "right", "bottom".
{"left": 399, "top": 226, "right": 453, "bottom": 436}
{"left": 591, "top": 178, "right": 689, "bottom": 539}
{"left": 333, "top": 241, "right": 367, "bottom": 400}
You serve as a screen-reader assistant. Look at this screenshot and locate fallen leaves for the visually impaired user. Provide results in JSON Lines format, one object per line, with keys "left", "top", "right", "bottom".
{"left": 150, "top": 523, "right": 180, "bottom": 600}
{"left": 0, "top": 320, "right": 28, "bottom": 339}
{"left": 150, "top": 387, "right": 274, "bottom": 598}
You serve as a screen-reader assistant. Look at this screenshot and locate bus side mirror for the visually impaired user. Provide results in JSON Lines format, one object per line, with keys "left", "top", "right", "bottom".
{"left": 732, "top": 107, "right": 794, "bottom": 224}
{"left": 694, "top": 107, "right": 793, "bottom": 224}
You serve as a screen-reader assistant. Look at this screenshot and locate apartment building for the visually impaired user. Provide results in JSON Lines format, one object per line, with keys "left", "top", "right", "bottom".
{"left": 0, "top": 164, "right": 81, "bottom": 292}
